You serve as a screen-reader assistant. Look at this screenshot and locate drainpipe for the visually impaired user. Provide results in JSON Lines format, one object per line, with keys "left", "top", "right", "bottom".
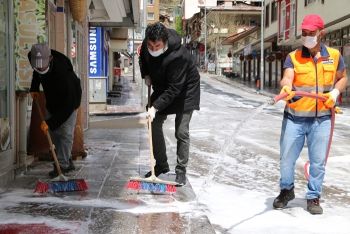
{"left": 18, "top": 92, "right": 28, "bottom": 169}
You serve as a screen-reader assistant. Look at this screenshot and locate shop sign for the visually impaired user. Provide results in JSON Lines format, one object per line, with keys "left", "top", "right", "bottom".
{"left": 89, "top": 27, "right": 102, "bottom": 77}
{"left": 14, "top": 0, "right": 46, "bottom": 89}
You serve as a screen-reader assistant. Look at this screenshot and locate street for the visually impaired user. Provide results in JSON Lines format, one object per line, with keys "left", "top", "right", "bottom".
{"left": 162, "top": 73, "right": 350, "bottom": 233}
{"left": 1, "top": 72, "right": 350, "bottom": 233}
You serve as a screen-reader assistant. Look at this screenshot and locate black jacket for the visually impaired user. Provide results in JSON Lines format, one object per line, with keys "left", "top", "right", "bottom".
{"left": 28, "top": 50, "right": 82, "bottom": 131}
{"left": 140, "top": 29, "right": 200, "bottom": 115}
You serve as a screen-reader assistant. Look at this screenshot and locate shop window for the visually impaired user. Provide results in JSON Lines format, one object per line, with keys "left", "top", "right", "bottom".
{"left": 0, "top": 0, "right": 11, "bottom": 154}
{"left": 271, "top": 1, "right": 277, "bottom": 22}
{"left": 343, "top": 29, "right": 348, "bottom": 38}
{"left": 148, "top": 13, "right": 154, "bottom": 20}
{"left": 0, "top": 0, "right": 8, "bottom": 119}
{"left": 305, "top": 0, "right": 315, "bottom": 6}
{"left": 265, "top": 4, "right": 270, "bottom": 28}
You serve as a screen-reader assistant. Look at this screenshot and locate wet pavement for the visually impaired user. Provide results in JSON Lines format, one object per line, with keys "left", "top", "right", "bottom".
{"left": 1, "top": 68, "right": 350, "bottom": 233}
{"left": 0, "top": 69, "right": 216, "bottom": 234}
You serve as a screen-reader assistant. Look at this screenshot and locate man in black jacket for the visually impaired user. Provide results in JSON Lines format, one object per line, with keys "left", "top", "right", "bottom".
{"left": 28, "top": 43, "right": 82, "bottom": 178}
{"left": 140, "top": 22, "right": 200, "bottom": 186}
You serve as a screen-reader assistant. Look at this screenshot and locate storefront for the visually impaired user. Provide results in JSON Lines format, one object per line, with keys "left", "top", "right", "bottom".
{"left": 0, "top": 0, "right": 15, "bottom": 173}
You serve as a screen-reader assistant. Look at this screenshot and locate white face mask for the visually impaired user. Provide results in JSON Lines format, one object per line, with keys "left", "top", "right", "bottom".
{"left": 34, "top": 66, "right": 50, "bottom": 75}
{"left": 148, "top": 44, "right": 168, "bottom": 57}
{"left": 301, "top": 32, "right": 321, "bottom": 49}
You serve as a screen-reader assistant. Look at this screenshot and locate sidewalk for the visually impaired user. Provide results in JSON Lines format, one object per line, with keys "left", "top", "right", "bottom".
{"left": 0, "top": 69, "right": 217, "bottom": 233}
{"left": 0, "top": 69, "right": 333, "bottom": 233}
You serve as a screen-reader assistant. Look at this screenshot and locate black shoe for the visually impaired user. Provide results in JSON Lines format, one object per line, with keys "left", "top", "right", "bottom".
{"left": 307, "top": 197, "right": 323, "bottom": 215}
{"left": 175, "top": 172, "right": 186, "bottom": 186}
{"left": 48, "top": 165, "right": 59, "bottom": 178}
{"left": 68, "top": 159, "right": 76, "bottom": 171}
{"left": 144, "top": 163, "right": 170, "bottom": 177}
{"left": 48, "top": 162, "right": 76, "bottom": 178}
{"left": 273, "top": 186, "right": 295, "bottom": 208}
{"left": 52, "top": 158, "right": 75, "bottom": 171}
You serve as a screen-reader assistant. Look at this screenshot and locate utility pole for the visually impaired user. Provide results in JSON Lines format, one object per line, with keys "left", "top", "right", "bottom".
{"left": 204, "top": 0, "right": 207, "bottom": 71}
{"left": 132, "top": 29, "right": 135, "bottom": 82}
{"left": 260, "top": 0, "right": 264, "bottom": 91}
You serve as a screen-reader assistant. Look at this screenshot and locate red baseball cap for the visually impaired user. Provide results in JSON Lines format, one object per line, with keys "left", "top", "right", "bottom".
{"left": 299, "top": 14, "right": 324, "bottom": 31}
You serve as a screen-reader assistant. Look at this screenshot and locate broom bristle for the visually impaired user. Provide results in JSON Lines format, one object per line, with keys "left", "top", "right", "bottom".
{"left": 126, "top": 180, "right": 177, "bottom": 193}
{"left": 34, "top": 179, "right": 88, "bottom": 193}
{"left": 126, "top": 181, "right": 141, "bottom": 190}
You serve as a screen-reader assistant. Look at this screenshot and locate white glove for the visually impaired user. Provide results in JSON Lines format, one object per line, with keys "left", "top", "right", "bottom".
{"left": 330, "top": 88, "right": 340, "bottom": 102}
{"left": 321, "top": 88, "right": 340, "bottom": 108}
{"left": 146, "top": 106, "right": 157, "bottom": 122}
{"left": 145, "top": 75, "right": 151, "bottom": 86}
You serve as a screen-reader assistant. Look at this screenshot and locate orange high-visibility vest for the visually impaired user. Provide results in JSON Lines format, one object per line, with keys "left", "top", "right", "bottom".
{"left": 286, "top": 47, "right": 340, "bottom": 117}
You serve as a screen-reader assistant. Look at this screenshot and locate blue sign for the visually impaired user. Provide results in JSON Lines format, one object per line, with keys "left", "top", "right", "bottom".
{"left": 89, "top": 27, "right": 102, "bottom": 77}
{"left": 252, "top": 50, "right": 258, "bottom": 58}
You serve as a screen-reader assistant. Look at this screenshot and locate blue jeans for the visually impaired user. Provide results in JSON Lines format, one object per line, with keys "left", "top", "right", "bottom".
{"left": 279, "top": 117, "right": 331, "bottom": 199}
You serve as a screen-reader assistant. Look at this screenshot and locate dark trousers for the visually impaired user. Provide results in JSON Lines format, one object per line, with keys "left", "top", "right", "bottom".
{"left": 151, "top": 110, "right": 193, "bottom": 173}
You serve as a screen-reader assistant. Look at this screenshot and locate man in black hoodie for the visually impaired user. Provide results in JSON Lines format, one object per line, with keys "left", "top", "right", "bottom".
{"left": 28, "top": 43, "right": 82, "bottom": 178}
{"left": 140, "top": 22, "right": 200, "bottom": 186}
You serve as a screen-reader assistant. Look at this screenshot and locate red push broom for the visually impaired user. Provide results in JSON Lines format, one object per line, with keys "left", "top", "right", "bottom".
{"left": 33, "top": 97, "right": 88, "bottom": 193}
{"left": 126, "top": 85, "right": 177, "bottom": 193}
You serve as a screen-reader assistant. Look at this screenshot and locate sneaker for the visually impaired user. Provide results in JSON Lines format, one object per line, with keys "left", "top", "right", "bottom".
{"left": 307, "top": 197, "right": 323, "bottom": 215}
{"left": 144, "top": 163, "right": 170, "bottom": 177}
{"left": 273, "top": 186, "right": 295, "bottom": 208}
{"left": 175, "top": 172, "right": 186, "bottom": 186}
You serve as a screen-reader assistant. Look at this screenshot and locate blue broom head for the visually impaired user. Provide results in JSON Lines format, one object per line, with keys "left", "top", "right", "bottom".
{"left": 49, "top": 180, "right": 86, "bottom": 192}
{"left": 140, "top": 182, "right": 167, "bottom": 193}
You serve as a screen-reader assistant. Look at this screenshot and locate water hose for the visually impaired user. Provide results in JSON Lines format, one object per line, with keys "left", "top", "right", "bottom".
{"left": 268, "top": 91, "right": 335, "bottom": 180}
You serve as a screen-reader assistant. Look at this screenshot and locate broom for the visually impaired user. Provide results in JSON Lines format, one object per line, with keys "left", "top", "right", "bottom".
{"left": 33, "top": 97, "right": 88, "bottom": 193}
{"left": 126, "top": 85, "right": 177, "bottom": 193}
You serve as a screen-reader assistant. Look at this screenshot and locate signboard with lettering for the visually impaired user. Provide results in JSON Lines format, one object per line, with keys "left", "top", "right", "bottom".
{"left": 14, "top": 0, "right": 46, "bottom": 90}
{"left": 89, "top": 27, "right": 102, "bottom": 77}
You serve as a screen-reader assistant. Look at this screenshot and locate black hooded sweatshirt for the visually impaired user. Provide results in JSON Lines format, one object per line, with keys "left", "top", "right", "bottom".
{"left": 140, "top": 29, "right": 200, "bottom": 115}
{"left": 28, "top": 50, "right": 82, "bottom": 131}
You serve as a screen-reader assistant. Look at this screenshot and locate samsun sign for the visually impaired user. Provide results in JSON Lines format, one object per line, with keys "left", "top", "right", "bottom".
{"left": 89, "top": 27, "right": 101, "bottom": 77}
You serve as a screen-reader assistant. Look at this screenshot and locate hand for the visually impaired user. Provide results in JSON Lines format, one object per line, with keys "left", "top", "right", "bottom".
{"left": 279, "top": 86, "right": 295, "bottom": 101}
{"left": 41, "top": 121, "right": 49, "bottom": 134}
{"left": 335, "top": 106, "right": 341, "bottom": 114}
{"left": 146, "top": 106, "right": 157, "bottom": 122}
{"left": 30, "top": 92, "right": 40, "bottom": 100}
{"left": 321, "top": 89, "right": 339, "bottom": 108}
{"left": 145, "top": 75, "right": 151, "bottom": 86}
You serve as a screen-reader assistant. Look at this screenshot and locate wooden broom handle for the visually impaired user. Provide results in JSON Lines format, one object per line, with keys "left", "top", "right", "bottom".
{"left": 34, "top": 98, "right": 63, "bottom": 175}
{"left": 148, "top": 85, "right": 156, "bottom": 177}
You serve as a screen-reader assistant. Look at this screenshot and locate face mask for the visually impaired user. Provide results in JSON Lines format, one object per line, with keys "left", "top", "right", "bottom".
{"left": 301, "top": 32, "right": 321, "bottom": 49}
{"left": 148, "top": 44, "right": 168, "bottom": 57}
{"left": 34, "top": 66, "right": 50, "bottom": 75}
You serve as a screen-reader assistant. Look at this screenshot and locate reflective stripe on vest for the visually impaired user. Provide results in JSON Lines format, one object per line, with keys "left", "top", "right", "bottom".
{"left": 286, "top": 47, "right": 339, "bottom": 117}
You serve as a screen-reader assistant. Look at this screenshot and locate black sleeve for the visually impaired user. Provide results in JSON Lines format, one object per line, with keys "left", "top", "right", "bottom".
{"left": 29, "top": 72, "right": 41, "bottom": 92}
{"left": 140, "top": 39, "right": 149, "bottom": 79}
